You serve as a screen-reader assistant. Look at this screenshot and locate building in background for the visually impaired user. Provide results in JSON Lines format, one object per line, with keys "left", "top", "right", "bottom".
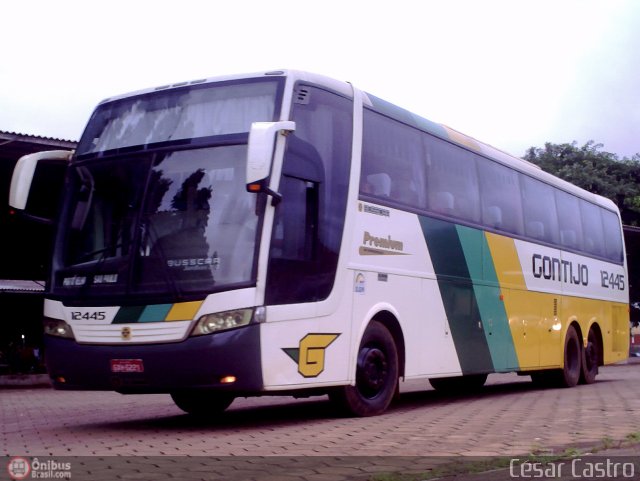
{"left": 0, "top": 131, "right": 76, "bottom": 373}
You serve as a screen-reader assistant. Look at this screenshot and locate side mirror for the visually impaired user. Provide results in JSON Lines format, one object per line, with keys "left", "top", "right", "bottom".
{"left": 246, "top": 121, "right": 295, "bottom": 186}
{"left": 9, "top": 150, "right": 72, "bottom": 224}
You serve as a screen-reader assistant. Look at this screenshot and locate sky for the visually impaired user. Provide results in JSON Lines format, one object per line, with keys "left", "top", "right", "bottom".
{"left": 1, "top": 0, "right": 639, "bottom": 159}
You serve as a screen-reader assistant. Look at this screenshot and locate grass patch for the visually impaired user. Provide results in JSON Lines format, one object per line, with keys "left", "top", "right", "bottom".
{"left": 369, "top": 431, "right": 640, "bottom": 481}
{"left": 600, "top": 435, "right": 616, "bottom": 450}
{"left": 370, "top": 458, "right": 513, "bottom": 481}
{"left": 625, "top": 432, "right": 640, "bottom": 444}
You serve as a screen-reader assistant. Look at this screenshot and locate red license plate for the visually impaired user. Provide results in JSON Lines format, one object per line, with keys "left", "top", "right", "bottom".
{"left": 110, "top": 359, "right": 144, "bottom": 373}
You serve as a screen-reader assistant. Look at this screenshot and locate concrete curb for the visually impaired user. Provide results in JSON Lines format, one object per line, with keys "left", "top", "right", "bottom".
{"left": 0, "top": 373, "right": 51, "bottom": 388}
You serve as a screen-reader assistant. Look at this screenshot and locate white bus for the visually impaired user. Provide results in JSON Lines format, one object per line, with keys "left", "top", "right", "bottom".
{"left": 10, "top": 70, "right": 629, "bottom": 416}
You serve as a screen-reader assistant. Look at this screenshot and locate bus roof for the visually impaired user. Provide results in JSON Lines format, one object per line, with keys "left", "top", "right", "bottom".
{"left": 94, "top": 69, "right": 619, "bottom": 214}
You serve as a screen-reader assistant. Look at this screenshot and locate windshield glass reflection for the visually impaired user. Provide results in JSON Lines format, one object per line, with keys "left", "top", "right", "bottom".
{"left": 140, "top": 145, "right": 258, "bottom": 291}
{"left": 57, "top": 145, "right": 258, "bottom": 297}
{"left": 77, "top": 80, "right": 279, "bottom": 155}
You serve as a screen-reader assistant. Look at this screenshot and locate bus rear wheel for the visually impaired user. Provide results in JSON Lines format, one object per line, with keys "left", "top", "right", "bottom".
{"left": 330, "top": 321, "right": 398, "bottom": 417}
{"left": 554, "top": 325, "right": 582, "bottom": 388}
{"left": 171, "top": 391, "right": 234, "bottom": 416}
{"left": 580, "top": 327, "right": 600, "bottom": 384}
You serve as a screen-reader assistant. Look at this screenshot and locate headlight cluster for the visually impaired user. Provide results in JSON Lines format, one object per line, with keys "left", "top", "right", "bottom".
{"left": 44, "top": 318, "right": 75, "bottom": 339}
{"left": 191, "top": 308, "right": 254, "bottom": 336}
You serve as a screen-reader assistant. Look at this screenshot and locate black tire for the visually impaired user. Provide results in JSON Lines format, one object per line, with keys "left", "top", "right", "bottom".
{"left": 171, "top": 391, "right": 234, "bottom": 416}
{"left": 554, "top": 325, "right": 582, "bottom": 388}
{"left": 580, "top": 328, "right": 600, "bottom": 384}
{"left": 429, "top": 373, "right": 487, "bottom": 393}
{"left": 329, "top": 321, "right": 398, "bottom": 417}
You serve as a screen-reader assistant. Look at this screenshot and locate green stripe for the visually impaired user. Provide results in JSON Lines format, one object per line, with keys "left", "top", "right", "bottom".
{"left": 139, "top": 304, "right": 173, "bottom": 323}
{"left": 457, "top": 226, "right": 519, "bottom": 371}
{"left": 419, "top": 216, "right": 494, "bottom": 374}
{"left": 113, "top": 305, "right": 145, "bottom": 324}
{"left": 366, "top": 93, "right": 449, "bottom": 140}
{"left": 113, "top": 304, "right": 176, "bottom": 324}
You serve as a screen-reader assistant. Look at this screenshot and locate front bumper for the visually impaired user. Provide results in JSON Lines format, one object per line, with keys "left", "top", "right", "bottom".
{"left": 44, "top": 323, "right": 262, "bottom": 394}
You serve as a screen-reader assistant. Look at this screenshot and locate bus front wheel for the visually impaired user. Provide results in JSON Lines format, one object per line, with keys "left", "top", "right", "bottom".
{"left": 171, "top": 391, "right": 234, "bottom": 416}
{"left": 330, "top": 321, "right": 399, "bottom": 417}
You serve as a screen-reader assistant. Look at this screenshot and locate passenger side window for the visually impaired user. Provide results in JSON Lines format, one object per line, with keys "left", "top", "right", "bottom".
{"left": 602, "top": 209, "right": 624, "bottom": 262}
{"left": 361, "top": 110, "right": 427, "bottom": 209}
{"left": 477, "top": 158, "right": 524, "bottom": 235}
{"left": 521, "top": 176, "right": 559, "bottom": 244}
{"left": 360, "top": 108, "right": 624, "bottom": 265}
{"left": 425, "top": 135, "right": 480, "bottom": 223}
{"left": 580, "top": 200, "right": 606, "bottom": 257}
{"left": 555, "top": 189, "right": 583, "bottom": 251}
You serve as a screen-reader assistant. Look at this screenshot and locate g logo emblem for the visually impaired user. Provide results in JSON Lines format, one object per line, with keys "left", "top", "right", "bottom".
{"left": 283, "top": 333, "right": 340, "bottom": 378}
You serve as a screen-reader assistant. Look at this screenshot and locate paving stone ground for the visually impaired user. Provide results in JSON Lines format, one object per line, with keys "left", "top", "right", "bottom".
{"left": 2, "top": 361, "right": 640, "bottom": 479}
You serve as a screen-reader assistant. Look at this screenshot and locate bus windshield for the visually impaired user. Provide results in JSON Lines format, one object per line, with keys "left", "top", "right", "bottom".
{"left": 52, "top": 78, "right": 283, "bottom": 301}
{"left": 54, "top": 145, "right": 260, "bottom": 300}
{"left": 77, "top": 79, "right": 280, "bottom": 155}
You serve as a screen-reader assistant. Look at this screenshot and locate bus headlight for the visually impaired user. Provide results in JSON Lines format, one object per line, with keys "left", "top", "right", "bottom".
{"left": 44, "top": 318, "right": 75, "bottom": 339}
{"left": 191, "top": 309, "right": 254, "bottom": 336}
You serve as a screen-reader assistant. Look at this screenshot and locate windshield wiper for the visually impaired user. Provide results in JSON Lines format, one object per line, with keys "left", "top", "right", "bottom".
{"left": 71, "top": 166, "right": 95, "bottom": 231}
{"left": 75, "top": 243, "right": 125, "bottom": 264}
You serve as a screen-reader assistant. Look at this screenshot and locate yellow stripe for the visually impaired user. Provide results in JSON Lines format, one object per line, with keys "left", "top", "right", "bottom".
{"left": 485, "top": 233, "right": 540, "bottom": 368}
{"left": 165, "top": 301, "right": 203, "bottom": 321}
{"left": 485, "top": 233, "right": 526, "bottom": 289}
{"left": 485, "top": 231, "right": 629, "bottom": 369}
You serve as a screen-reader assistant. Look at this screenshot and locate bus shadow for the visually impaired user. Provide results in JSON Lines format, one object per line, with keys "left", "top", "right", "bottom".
{"left": 397, "top": 376, "right": 617, "bottom": 410}
{"left": 89, "top": 376, "right": 613, "bottom": 432}
{"left": 98, "top": 396, "right": 341, "bottom": 431}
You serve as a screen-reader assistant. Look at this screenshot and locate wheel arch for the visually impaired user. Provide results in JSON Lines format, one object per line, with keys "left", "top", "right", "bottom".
{"left": 367, "top": 310, "right": 406, "bottom": 378}
{"left": 586, "top": 321, "right": 605, "bottom": 366}
{"left": 568, "top": 319, "right": 584, "bottom": 342}
{"left": 567, "top": 320, "right": 584, "bottom": 355}
{"left": 568, "top": 319, "right": 605, "bottom": 366}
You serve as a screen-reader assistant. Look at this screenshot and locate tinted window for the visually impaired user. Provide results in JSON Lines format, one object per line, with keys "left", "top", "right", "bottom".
{"left": 361, "top": 110, "right": 426, "bottom": 208}
{"left": 602, "top": 209, "right": 623, "bottom": 262}
{"left": 359, "top": 107, "right": 624, "bottom": 265}
{"left": 580, "top": 200, "right": 606, "bottom": 257}
{"left": 267, "top": 85, "right": 353, "bottom": 304}
{"left": 555, "top": 189, "right": 584, "bottom": 251}
{"left": 425, "top": 135, "right": 480, "bottom": 223}
{"left": 477, "top": 158, "right": 524, "bottom": 235}
{"left": 521, "top": 176, "right": 559, "bottom": 244}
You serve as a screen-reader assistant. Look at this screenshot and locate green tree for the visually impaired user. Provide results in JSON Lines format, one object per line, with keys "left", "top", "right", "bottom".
{"left": 523, "top": 141, "right": 640, "bottom": 225}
